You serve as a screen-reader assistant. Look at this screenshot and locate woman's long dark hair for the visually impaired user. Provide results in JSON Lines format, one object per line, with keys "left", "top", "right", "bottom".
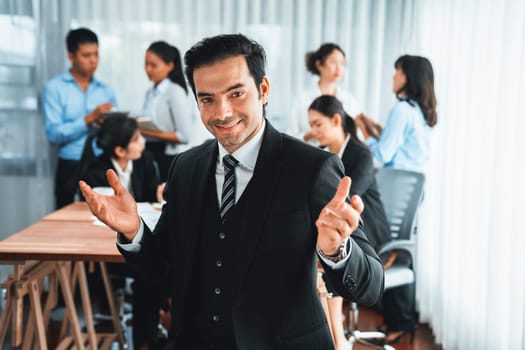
{"left": 148, "top": 41, "right": 188, "bottom": 94}
{"left": 308, "top": 95, "right": 365, "bottom": 147}
{"left": 395, "top": 55, "right": 437, "bottom": 127}
{"left": 77, "top": 116, "right": 138, "bottom": 182}
{"left": 305, "top": 43, "right": 345, "bottom": 76}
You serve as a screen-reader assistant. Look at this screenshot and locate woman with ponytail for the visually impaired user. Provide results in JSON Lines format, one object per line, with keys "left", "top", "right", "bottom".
{"left": 140, "top": 41, "right": 195, "bottom": 181}
{"left": 78, "top": 115, "right": 160, "bottom": 202}
{"left": 308, "top": 95, "right": 390, "bottom": 350}
{"left": 77, "top": 115, "right": 167, "bottom": 349}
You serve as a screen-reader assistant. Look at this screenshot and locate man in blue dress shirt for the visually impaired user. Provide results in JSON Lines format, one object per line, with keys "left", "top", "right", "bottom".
{"left": 42, "top": 27, "right": 117, "bottom": 208}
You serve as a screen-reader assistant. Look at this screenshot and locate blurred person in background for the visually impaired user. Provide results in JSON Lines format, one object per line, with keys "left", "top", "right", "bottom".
{"left": 77, "top": 115, "right": 167, "bottom": 349}
{"left": 288, "top": 43, "right": 361, "bottom": 144}
{"left": 139, "top": 41, "right": 194, "bottom": 181}
{"left": 42, "top": 27, "right": 117, "bottom": 208}
{"left": 309, "top": 95, "right": 391, "bottom": 349}
{"left": 356, "top": 54, "right": 438, "bottom": 344}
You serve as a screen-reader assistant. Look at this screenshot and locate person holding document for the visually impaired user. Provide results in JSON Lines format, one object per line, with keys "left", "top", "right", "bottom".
{"left": 139, "top": 41, "right": 194, "bottom": 181}
{"left": 42, "top": 27, "right": 117, "bottom": 208}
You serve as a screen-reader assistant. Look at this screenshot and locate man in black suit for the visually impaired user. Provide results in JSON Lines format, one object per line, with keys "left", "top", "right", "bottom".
{"left": 80, "top": 34, "right": 384, "bottom": 350}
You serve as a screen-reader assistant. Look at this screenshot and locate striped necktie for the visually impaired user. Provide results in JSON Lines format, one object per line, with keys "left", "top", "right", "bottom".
{"left": 219, "top": 154, "right": 239, "bottom": 222}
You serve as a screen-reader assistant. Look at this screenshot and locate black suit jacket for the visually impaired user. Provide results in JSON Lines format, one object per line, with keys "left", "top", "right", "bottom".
{"left": 81, "top": 150, "right": 159, "bottom": 203}
{"left": 119, "top": 121, "right": 384, "bottom": 350}
{"left": 340, "top": 138, "right": 391, "bottom": 250}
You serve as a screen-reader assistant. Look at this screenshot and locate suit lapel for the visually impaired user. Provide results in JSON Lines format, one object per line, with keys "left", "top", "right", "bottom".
{"left": 180, "top": 141, "right": 217, "bottom": 288}
{"left": 233, "top": 122, "right": 283, "bottom": 301}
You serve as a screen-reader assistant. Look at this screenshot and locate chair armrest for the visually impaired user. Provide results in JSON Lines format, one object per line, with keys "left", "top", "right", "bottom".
{"left": 377, "top": 239, "right": 415, "bottom": 259}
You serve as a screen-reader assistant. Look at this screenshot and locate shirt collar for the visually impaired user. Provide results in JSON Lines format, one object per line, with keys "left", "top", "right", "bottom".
{"left": 337, "top": 135, "right": 351, "bottom": 159}
{"left": 217, "top": 119, "right": 266, "bottom": 171}
{"left": 110, "top": 158, "right": 133, "bottom": 177}
{"left": 154, "top": 78, "right": 171, "bottom": 93}
{"left": 61, "top": 69, "right": 101, "bottom": 86}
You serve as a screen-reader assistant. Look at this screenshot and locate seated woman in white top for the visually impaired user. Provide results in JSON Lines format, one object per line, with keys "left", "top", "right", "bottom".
{"left": 140, "top": 41, "right": 194, "bottom": 181}
{"left": 288, "top": 43, "right": 361, "bottom": 143}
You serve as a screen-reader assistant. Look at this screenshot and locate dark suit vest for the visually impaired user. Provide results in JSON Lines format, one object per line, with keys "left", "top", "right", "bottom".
{"left": 181, "top": 172, "right": 247, "bottom": 349}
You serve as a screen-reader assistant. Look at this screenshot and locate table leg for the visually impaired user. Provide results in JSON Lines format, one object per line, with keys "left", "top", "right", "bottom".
{"left": 99, "top": 262, "right": 125, "bottom": 346}
{"left": 0, "top": 277, "right": 14, "bottom": 345}
{"left": 76, "top": 262, "right": 98, "bottom": 349}
{"left": 22, "top": 304, "right": 35, "bottom": 350}
{"left": 28, "top": 280, "right": 47, "bottom": 350}
{"left": 56, "top": 261, "right": 85, "bottom": 350}
{"left": 11, "top": 264, "right": 24, "bottom": 346}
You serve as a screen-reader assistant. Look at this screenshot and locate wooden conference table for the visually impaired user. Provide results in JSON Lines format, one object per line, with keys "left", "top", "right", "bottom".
{"left": 0, "top": 202, "right": 127, "bottom": 349}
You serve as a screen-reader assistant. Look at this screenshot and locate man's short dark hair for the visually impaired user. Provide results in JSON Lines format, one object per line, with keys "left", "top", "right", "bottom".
{"left": 184, "top": 33, "right": 266, "bottom": 97}
{"left": 66, "top": 28, "right": 98, "bottom": 53}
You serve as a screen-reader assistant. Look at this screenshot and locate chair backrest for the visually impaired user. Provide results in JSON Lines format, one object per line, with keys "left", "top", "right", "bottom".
{"left": 375, "top": 168, "right": 425, "bottom": 241}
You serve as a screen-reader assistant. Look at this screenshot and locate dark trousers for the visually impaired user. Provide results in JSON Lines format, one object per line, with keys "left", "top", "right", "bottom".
{"left": 55, "top": 158, "right": 80, "bottom": 209}
{"left": 146, "top": 142, "right": 174, "bottom": 183}
{"left": 323, "top": 253, "right": 416, "bottom": 333}
{"left": 132, "top": 275, "right": 169, "bottom": 349}
{"left": 382, "top": 283, "right": 416, "bottom": 331}
{"left": 87, "top": 264, "right": 167, "bottom": 349}
{"left": 175, "top": 331, "right": 238, "bottom": 350}
{"left": 382, "top": 252, "right": 416, "bottom": 332}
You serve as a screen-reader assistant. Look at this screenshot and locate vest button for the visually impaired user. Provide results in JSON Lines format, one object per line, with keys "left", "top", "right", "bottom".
{"left": 214, "top": 288, "right": 221, "bottom": 295}
{"left": 212, "top": 314, "right": 220, "bottom": 322}
{"left": 219, "top": 232, "right": 226, "bottom": 239}
{"left": 216, "top": 260, "right": 223, "bottom": 267}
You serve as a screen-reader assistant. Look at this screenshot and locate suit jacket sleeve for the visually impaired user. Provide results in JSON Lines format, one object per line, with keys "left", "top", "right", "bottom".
{"left": 117, "top": 153, "right": 179, "bottom": 284}
{"left": 315, "top": 155, "right": 384, "bottom": 306}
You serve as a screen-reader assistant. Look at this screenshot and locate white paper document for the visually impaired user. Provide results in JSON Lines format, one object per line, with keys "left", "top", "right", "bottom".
{"left": 92, "top": 202, "right": 162, "bottom": 231}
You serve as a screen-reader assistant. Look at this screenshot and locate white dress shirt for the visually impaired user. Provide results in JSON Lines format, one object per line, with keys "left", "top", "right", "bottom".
{"left": 215, "top": 121, "right": 264, "bottom": 204}
{"left": 111, "top": 158, "right": 134, "bottom": 197}
{"left": 142, "top": 78, "right": 195, "bottom": 155}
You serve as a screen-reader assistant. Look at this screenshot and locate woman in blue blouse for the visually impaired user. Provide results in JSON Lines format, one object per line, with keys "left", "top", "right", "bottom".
{"left": 356, "top": 55, "right": 437, "bottom": 344}
{"left": 356, "top": 55, "right": 437, "bottom": 172}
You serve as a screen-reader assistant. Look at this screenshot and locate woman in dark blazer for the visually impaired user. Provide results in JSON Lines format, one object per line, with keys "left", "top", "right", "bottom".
{"left": 77, "top": 115, "right": 160, "bottom": 203}
{"left": 77, "top": 115, "right": 166, "bottom": 349}
{"left": 309, "top": 95, "right": 390, "bottom": 350}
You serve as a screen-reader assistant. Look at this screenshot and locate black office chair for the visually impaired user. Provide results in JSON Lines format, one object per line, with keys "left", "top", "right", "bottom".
{"left": 347, "top": 168, "right": 425, "bottom": 349}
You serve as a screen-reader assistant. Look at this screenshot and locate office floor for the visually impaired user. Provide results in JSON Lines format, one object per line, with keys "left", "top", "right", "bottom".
{"left": 0, "top": 301, "right": 442, "bottom": 350}
{"left": 352, "top": 306, "right": 443, "bottom": 350}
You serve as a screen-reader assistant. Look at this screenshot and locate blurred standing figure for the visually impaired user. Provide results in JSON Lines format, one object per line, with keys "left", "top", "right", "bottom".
{"left": 356, "top": 54, "right": 437, "bottom": 344}
{"left": 140, "top": 41, "right": 194, "bottom": 181}
{"left": 42, "top": 27, "right": 117, "bottom": 208}
{"left": 288, "top": 43, "right": 361, "bottom": 143}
